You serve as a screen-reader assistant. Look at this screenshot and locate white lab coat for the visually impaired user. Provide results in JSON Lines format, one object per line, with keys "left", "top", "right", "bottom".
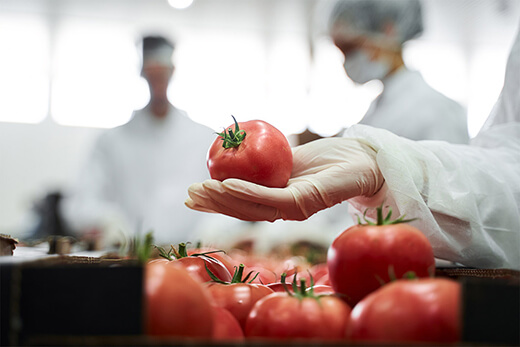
{"left": 62, "top": 106, "right": 216, "bottom": 245}
{"left": 359, "top": 68, "right": 469, "bottom": 144}
{"left": 346, "top": 25, "right": 520, "bottom": 269}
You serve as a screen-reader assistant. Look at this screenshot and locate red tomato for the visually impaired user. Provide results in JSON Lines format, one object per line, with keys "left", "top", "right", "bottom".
{"left": 204, "top": 264, "right": 274, "bottom": 329}
{"left": 349, "top": 278, "right": 461, "bottom": 343}
{"left": 211, "top": 306, "right": 244, "bottom": 341}
{"left": 207, "top": 117, "right": 293, "bottom": 188}
{"left": 156, "top": 243, "right": 232, "bottom": 283}
{"left": 246, "top": 265, "right": 277, "bottom": 285}
{"left": 308, "top": 262, "right": 329, "bottom": 282}
{"left": 206, "top": 282, "right": 274, "bottom": 330}
{"left": 307, "top": 284, "right": 335, "bottom": 295}
{"left": 327, "top": 206, "right": 435, "bottom": 306}
{"left": 188, "top": 247, "right": 238, "bottom": 275}
{"left": 145, "top": 261, "right": 214, "bottom": 337}
{"left": 245, "top": 291, "right": 351, "bottom": 340}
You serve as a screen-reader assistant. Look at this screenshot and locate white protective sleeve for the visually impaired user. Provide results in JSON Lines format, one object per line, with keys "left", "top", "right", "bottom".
{"left": 347, "top": 22, "right": 520, "bottom": 270}
{"left": 346, "top": 124, "right": 520, "bottom": 270}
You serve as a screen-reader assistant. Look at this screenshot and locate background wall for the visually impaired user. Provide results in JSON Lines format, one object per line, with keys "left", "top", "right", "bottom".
{"left": 1, "top": 0, "right": 519, "bottom": 238}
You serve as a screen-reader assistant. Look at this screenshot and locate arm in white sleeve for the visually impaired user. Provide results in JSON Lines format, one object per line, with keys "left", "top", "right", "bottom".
{"left": 345, "top": 124, "right": 520, "bottom": 270}
{"left": 349, "top": 22, "right": 520, "bottom": 270}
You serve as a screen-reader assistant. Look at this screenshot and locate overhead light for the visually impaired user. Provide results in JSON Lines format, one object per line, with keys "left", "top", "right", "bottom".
{"left": 168, "top": 0, "right": 194, "bottom": 10}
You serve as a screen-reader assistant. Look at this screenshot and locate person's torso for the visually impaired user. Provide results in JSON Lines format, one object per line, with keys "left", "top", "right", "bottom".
{"left": 359, "top": 69, "right": 469, "bottom": 143}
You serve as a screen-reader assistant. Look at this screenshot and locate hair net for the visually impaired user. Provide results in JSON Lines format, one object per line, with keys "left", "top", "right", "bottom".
{"left": 141, "top": 35, "right": 175, "bottom": 68}
{"left": 329, "top": 0, "right": 423, "bottom": 45}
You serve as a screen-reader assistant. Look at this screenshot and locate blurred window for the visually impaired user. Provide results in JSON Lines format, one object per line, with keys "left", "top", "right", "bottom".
{"left": 51, "top": 19, "right": 147, "bottom": 128}
{"left": 0, "top": 14, "right": 50, "bottom": 124}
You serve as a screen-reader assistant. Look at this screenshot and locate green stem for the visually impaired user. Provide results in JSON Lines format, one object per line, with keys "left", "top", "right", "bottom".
{"left": 217, "top": 115, "right": 246, "bottom": 149}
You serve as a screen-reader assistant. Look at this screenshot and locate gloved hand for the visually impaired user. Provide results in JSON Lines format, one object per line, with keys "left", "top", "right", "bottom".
{"left": 185, "top": 137, "right": 384, "bottom": 222}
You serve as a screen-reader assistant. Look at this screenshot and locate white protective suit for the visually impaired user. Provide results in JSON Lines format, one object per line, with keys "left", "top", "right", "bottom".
{"left": 348, "top": 26, "right": 520, "bottom": 269}
{"left": 62, "top": 106, "right": 216, "bottom": 245}
{"left": 359, "top": 67, "right": 470, "bottom": 144}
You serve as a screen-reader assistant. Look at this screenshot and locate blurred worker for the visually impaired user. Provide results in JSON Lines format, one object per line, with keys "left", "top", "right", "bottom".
{"left": 330, "top": 0, "right": 469, "bottom": 143}
{"left": 62, "top": 35, "right": 215, "bottom": 246}
{"left": 186, "top": 23, "right": 520, "bottom": 270}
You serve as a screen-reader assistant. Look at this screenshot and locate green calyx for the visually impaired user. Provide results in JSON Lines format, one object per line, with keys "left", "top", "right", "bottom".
{"left": 217, "top": 115, "right": 246, "bottom": 149}
{"left": 357, "top": 203, "right": 417, "bottom": 226}
{"left": 205, "top": 263, "right": 259, "bottom": 284}
{"left": 156, "top": 242, "right": 225, "bottom": 261}
{"left": 281, "top": 272, "right": 325, "bottom": 301}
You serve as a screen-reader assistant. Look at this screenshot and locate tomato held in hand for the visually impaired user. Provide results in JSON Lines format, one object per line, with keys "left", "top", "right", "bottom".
{"left": 207, "top": 116, "right": 293, "bottom": 188}
{"left": 349, "top": 278, "right": 461, "bottom": 343}
{"left": 327, "top": 205, "right": 435, "bottom": 306}
{"left": 145, "top": 261, "right": 214, "bottom": 338}
{"left": 245, "top": 278, "right": 352, "bottom": 340}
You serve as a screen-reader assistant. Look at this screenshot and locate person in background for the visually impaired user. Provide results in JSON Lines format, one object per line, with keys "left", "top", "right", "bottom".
{"left": 330, "top": 0, "right": 469, "bottom": 143}
{"left": 186, "top": 23, "right": 520, "bottom": 270}
{"left": 61, "top": 35, "right": 216, "bottom": 247}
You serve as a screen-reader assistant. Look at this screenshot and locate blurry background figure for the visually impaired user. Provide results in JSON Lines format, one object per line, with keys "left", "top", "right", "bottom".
{"left": 60, "top": 35, "right": 216, "bottom": 248}
{"left": 330, "top": 0, "right": 469, "bottom": 143}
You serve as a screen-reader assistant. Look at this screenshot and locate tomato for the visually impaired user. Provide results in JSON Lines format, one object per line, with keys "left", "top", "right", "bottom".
{"left": 327, "top": 205, "right": 435, "bottom": 306}
{"left": 211, "top": 306, "right": 244, "bottom": 341}
{"left": 204, "top": 264, "right": 274, "bottom": 329}
{"left": 308, "top": 262, "right": 329, "bottom": 282}
{"left": 349, "top": 278, "right": 461, "bottom": 343}
{"left": 188, "top": 247, "right": 238, "bottom": 275}
{"left": 245, "top": 279, "right": 351, "bottom": 340}
{"left": 156, "top": 243, "right": 232, "bottom": 282}
{"left": 144, "top": 261, "right": 214, "bottom": 337}
{"left": 207, "top": 116, "right": 293, "bottom": 188}
{"left": 246, "top": 265, "right": 277, "bottom": 284}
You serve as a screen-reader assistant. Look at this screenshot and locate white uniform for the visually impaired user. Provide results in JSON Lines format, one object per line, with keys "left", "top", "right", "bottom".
{"left": 359, "top": 68, "right": 469, "bottom": 144}
{"left": 62, "top": 106, "right": 216, "bottom": 245}
{"left": 347, "top": 25, "right": 520, "bottom": 269}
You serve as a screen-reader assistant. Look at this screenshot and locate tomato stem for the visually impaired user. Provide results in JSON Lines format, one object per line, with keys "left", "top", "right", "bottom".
{"left": 358, "top": 203, "right": 417, "bottom": 226}
{"left": 216, "top": 115, "right": 246, "bottom": 149}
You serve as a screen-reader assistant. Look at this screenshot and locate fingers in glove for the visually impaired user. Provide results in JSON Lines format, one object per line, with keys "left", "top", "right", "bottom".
{"left": 201, "top": 180, "right": 282, "bottom": 222}
{"left": 184, "top": 197, "right": 218, "bottom": 214}
{"left": 220, "top": 179, "right": 295, "bottom": 207}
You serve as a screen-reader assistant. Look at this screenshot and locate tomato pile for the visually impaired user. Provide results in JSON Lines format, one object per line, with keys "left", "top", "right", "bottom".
{"left": 143, "top": 207, "right": 461, "bottom": 344}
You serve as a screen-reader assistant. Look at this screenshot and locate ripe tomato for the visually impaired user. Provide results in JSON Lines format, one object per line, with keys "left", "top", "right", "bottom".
{"left": 156, "top": 243, "right": 232, "bottom": 282}
{"left": 245, "top": 279, "right": 351, "bottom": 340}
{"left": 349, "top": 278, "right": 461, "bottom": 343}
{"left": 188, "top": 247, "right": 238, "bottom": 275}
{"left": 204, "top": 264, "right": 274, "bottom": 329}
{"left": 207, "top": 116, "right": 293, "bottom": 188}
{"left": 144, "top": 261, "right": 214, "bottom": 338}
{"left": 211, "top": 306, "right": 244, "bottom": 341}
{"left": 327, "top": 205, "right": 435, "bottom": 306}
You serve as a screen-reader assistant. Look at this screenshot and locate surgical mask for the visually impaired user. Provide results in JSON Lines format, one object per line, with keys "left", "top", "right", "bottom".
{"left": 343, "top": 50, "right": 391, "bottom": 84}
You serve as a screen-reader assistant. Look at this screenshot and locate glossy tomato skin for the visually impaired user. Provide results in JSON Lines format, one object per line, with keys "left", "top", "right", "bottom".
{"left": 145, "top": 261, "right": 214, "bottom": 338}
{"left": 211, "top": 306, "right": 244, "bottom": 341}
{"left": 245, "top": 293, "right": 351, "bottom": 340}
{"left": 150, "top": 255, "right": 232, "bottom": 283}
{"left": 205, "top": 282, "right": 274, "bottom": 329}
{"left": 349, "top": 278, "right": 461, "bottom": 343}
{"left": 207, "top": 120, "right": 293, "bottom": 188}
{"left": 188, "top": 248, "right": 238, "bottom": 275}
{"left": 327, "top": 223, "right": 435, "bottom": 306}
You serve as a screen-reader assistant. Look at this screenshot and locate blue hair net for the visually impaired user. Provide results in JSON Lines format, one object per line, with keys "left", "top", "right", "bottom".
{"left": 329, "top": 0, "right": 424, "bottom": 45}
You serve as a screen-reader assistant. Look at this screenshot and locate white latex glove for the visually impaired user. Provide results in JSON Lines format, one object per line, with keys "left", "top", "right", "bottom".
{"left": 185, "top": 137, "right": 384, "bottom": 222}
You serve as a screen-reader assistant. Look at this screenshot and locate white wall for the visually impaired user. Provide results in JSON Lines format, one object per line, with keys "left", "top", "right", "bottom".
{"left": 1, "top": 0, "right": 519, "bottom": 238}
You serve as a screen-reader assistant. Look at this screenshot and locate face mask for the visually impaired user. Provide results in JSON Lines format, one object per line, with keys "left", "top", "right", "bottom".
{"left": 343, "top": 50, "right": 391, "bottom": 84}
